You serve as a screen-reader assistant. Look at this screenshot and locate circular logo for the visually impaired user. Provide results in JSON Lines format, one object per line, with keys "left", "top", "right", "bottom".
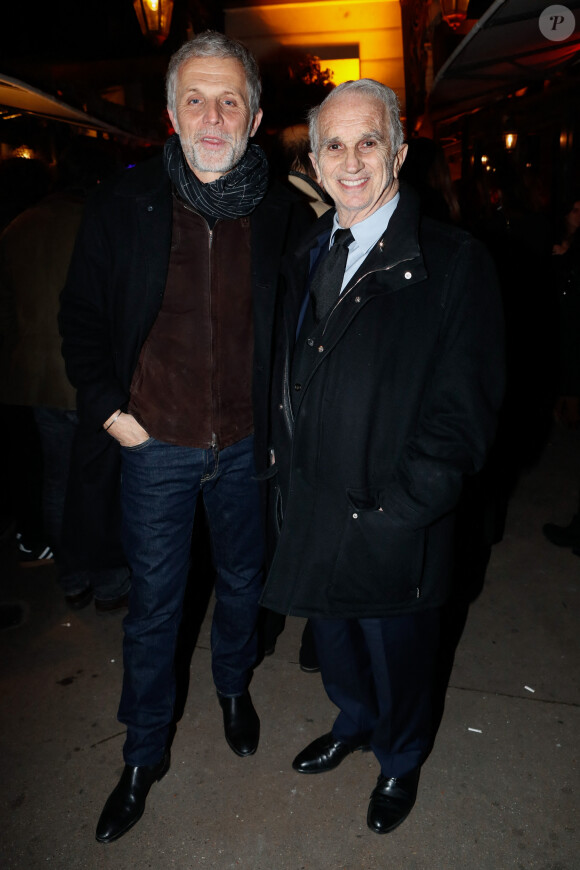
{"left": 539, "top": 5, "right": 576, "bottom": 41}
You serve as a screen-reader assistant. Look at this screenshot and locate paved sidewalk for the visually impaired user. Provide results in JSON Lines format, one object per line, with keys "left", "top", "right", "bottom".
{"left": 1, "top": 425, "right": 578, "bottom": 869}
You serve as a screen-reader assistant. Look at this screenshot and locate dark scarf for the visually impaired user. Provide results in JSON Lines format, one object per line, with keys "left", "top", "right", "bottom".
{"left": 163, "top": 133, "right": 269, "bottom": 220}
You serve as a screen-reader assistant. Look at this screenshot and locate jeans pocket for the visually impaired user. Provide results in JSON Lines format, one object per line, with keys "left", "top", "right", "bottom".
{"left": 121, "top": 436, "right": 156, "bottom": 452}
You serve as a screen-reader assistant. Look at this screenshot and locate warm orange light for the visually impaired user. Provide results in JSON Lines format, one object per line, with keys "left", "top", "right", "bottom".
{"left": 481, "top": 154, "right": 488, "bottom": 165}
{"left": 440, "top": 0, "right": 469, "bottom": 30}
{"left": 324, "top": 58, "right": 361, "bottom": 85}
{"left": 133, "top": 0, "right": 173, "bottom": 45}
{"left": 12, "top": 146, "right": 34, "bottom": 159}
{"left": 226, "top": 1, "right": 406, "bottom": 109}
{"left": 503, "top": 132, "right": 517, "bottom": 151}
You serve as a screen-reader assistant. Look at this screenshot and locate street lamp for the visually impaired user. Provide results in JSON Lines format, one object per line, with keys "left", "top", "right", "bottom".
{"left": 503, "top": 132, "right": 517, "bottom": 151}
{"left": 133, "top": 0, "right": 174, "bottom": 46}
{"left": 440, "top": 0, "right": 470, "bottom": 30}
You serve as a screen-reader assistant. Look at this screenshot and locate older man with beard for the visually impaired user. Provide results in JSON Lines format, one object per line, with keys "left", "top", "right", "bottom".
{"left": 261, "top": 79, "right": 505, "bottom": 834}
{"left": 59, "top": 31, "right": 311, "bottom": 843}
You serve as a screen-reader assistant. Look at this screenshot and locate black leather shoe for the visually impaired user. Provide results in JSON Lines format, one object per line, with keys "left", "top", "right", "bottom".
{"left": 292, "top": 732, "right": 370, "bottom": 774}
{"left": 543, "top": 515, "right": 580, "bottom": 548}
{"left": 218, "top": 690, "right": 260, "bottom": 757}
{"left": 95, "top": 751, "right": 170, "bottom": 843}
{"left": 65, "top": 587, "right": 93, "bottom": 611}
{"left": 94, "top": 592, "right": 130, "bottom": 614}
{"left": 367, "top": 768, "right": 420, "bottom": 834}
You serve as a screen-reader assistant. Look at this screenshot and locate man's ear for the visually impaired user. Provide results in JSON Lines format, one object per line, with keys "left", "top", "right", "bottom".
{"left": 309, "top": 152, "right": 322, "bottom": 186}
{"left": 168, "top": 109, "right": 179, "bottom": 135}
{"left": 393, "top": 143, "right": 408, "bottom": 178}
{"left": 249, "top": 108, "right": 263, "bottom": 138}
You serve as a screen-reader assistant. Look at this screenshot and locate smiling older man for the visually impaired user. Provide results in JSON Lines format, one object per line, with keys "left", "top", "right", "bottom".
{"left": 261, "top": 79, "right": 505, "bottom": 834}
{"left": 59, "top": 31, "right": 311, "bottom": 843}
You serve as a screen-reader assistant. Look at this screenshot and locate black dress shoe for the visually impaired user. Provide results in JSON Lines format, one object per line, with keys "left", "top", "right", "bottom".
{"left": 367, "top": 768, "right": 420, "bottom": 834}
{"left": 95, "top": 751, "right": 170, "bottom": 843}
{"left": 218, "top": 690, "right": 260, "bottom": 757}
{"left": 292, "top": 732, "right": 370, "bottom": 774}
{"left": 94, "top": 592, "right": 130, "bottom": 614}
{"left": 542, "top": 515, "right": 580, "bottom": 549}
{"left": 65, "top": 587, "right": 93, "bottom": 611}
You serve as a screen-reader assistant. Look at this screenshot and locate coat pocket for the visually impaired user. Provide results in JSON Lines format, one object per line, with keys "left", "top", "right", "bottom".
{"left": 331, "top": 489, "right": 426, "bottom": 607}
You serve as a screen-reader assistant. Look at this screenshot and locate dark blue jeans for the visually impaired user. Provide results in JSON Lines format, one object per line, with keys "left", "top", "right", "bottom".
{"left": 118, "top": 434, "right": 264, "bottom": 766}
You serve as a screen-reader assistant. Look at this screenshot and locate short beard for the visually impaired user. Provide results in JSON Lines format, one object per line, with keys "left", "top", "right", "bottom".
{"left": 180, "top": 126, "right": 251, "bottom": 178}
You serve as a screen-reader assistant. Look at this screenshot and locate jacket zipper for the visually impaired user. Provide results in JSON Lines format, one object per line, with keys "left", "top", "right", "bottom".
{"left": 280, "top": 256, "right": 416, "bottom": 436}
{"left": 208, "top": 224, "right": 218, "bottom": 453}
{"left": 321, "top": 255, "right": 416, "bottom": 337}
{"left": 281, "top": 349, "right": 294, "bottom": 435}
{"left": 180, "top": 201, "right": 219, "bottom": 453}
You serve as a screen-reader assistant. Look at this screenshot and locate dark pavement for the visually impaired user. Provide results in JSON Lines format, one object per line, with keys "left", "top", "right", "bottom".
{"left": 1, "top": 423, "right": 578, "bottom": 869}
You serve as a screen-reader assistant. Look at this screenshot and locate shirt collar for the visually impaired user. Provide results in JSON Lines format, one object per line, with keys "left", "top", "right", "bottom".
{"left": 331, "top": 192, "right": 400, "bottom": 253}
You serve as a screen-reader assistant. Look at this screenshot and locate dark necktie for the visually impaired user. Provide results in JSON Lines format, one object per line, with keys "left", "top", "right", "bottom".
{"left": 310, "top": 228, "right": 354, "bottom": 321}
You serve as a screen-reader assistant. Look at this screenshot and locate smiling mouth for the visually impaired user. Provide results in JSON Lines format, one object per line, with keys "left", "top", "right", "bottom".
{"left": 339, "top": 178, "right": 368, "bottom": 188}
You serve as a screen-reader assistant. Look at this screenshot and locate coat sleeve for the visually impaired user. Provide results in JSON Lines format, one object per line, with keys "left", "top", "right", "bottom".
{"left": 380, "top": 237, "right": 505, "bottom": 529}
{"left": 58, "top": 193, "right": 129, "bottom": 431}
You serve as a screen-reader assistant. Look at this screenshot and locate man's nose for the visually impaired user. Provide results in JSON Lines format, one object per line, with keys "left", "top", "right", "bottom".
{"left": 343, "top": 148, "right": 364, "bottom": 172}
{"left": 203, "top": 99, "right": 222, "bottom": 125}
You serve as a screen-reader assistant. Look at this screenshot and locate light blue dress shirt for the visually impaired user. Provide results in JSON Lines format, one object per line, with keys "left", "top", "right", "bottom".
{"left": 327, "top": 192, "right": 400, "bottom": 292}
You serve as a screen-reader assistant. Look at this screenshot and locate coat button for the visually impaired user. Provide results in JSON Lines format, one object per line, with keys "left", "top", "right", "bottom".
{"left": 404, "top": 271, "right": 412, "bottom": 279}
{"left": 294, "top": 383, "right": 302, "bottom": 391}
{"left": 355, "top": 296, "right": 361, "bottom": 303}
{"left": 352, "top": 512, "right": 358, "bottom": 519}
{"left": 278, "top": 404, "right": 283, "bottom": 410}
{"left": 307, "top": 338, "right": 314, "bottom": 346}
{"left": 147, "top": 205, "right": 154, "bottom": 212}
{"left": 318, "top": 345, "right": 324, "bottom": 353}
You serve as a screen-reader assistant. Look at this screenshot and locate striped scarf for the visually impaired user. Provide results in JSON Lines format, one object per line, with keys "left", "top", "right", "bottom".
{"left": 163, "top": 133, "right": 269, "bottom": 220}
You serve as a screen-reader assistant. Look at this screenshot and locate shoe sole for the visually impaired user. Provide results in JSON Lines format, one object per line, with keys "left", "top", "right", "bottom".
{"left": 224, "top": 735, "right": 259, "bottom": 757}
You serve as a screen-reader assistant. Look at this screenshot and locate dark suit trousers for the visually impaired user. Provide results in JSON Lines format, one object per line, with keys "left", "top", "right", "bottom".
{"left": 310, "top": 609, "right": 441, "bottom": 778}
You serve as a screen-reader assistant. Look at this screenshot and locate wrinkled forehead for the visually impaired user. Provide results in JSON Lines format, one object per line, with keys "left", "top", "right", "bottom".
{"left": 176, "top": 56, "right": 249, "bottom": 99}
{"left": 318, "top": 93, "right": 389, "bottom": 143}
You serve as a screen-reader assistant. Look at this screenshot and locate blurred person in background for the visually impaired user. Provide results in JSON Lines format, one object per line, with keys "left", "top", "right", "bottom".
{"left": 0, "top": 138, "right": 130, "bottom": 609}
{"left": 543, "top": 193, "right": 580, "bottom": 553}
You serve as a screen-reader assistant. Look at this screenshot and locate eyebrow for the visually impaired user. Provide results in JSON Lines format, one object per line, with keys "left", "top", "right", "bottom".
{"left": 182, "top": 86, "right": 243, "bottom": 100}
{"left": 321, "top": 129, "right": 385, "bottom": 147}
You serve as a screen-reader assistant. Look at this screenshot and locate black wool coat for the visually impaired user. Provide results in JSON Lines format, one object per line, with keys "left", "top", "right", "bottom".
{"left": 58, "top": 154, "right": 312, "bottom": 570}
{"left": 261, "top": 184, "right": 505, "bottom": 619}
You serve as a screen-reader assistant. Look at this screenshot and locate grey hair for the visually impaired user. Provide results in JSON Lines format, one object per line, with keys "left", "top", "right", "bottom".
{"left": 166, "top": 30, "right": 262, "bottom": 119}
{"left": 308, "top": 79, "right": 404, "bottom": 158}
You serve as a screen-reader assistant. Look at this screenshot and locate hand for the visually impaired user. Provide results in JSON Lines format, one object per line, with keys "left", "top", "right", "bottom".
{"left": 104, "top": 411, "right": 150, "bottom": 447}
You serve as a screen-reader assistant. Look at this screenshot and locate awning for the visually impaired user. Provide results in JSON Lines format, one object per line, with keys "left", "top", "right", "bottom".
{"left": 429, "top": 0, "right": 580, "bottom": 120}
{"left": 0, "top": 73, "right": 156, "bottom": 145}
